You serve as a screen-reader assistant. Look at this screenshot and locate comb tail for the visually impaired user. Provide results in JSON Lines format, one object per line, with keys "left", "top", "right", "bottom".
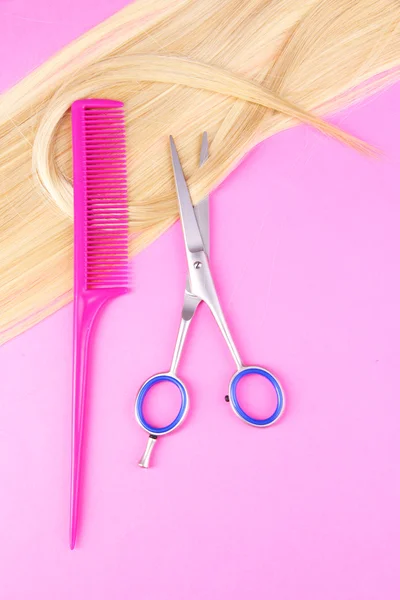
{"left": 70, "top": 295, "right": 106, "bottom": 549}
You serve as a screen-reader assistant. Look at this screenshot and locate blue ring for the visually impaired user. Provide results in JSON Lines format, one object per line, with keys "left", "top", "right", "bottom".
{"left": 229, "top": 367, "right": 284, "bottom": 427}
{"left": 136, "top": 374, "right": 188, "bottom": 435}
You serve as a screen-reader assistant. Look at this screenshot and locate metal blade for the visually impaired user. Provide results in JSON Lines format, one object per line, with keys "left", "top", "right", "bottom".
{"left": 182, "top": 132, "right": 209, "bottom": 321}
{"left": 194, "top": 132, "right": 210, "bottom": 256}
{"left": 170, "top": 135, "right": 205, "bottom": 254}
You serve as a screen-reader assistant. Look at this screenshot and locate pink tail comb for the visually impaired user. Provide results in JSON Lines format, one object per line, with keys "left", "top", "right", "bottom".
{"left": 70, "top": 99, "right": 130, "bottom": 549}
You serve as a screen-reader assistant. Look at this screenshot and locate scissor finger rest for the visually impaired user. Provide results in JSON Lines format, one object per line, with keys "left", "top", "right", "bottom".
{"left": 229, "top": 366, "right": 285, "bottom": 427}
{"left": 135, "top": 373, "right": 189, "bottom": 436}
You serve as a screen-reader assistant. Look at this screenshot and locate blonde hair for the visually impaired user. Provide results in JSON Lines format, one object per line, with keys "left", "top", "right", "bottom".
{"left": 0, "top": 0, "right": 399, "bottom": 344}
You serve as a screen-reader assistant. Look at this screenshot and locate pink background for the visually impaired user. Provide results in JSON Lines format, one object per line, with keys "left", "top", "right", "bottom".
{"left": 1, "top": 1, "right": 400, "bottom": 598}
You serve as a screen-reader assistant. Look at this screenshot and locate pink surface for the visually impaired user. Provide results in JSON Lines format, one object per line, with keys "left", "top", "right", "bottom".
{"left": 1, "top": 2, "right": 400, "bottom": 599}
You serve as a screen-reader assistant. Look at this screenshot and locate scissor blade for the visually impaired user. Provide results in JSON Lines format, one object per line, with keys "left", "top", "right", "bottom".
{"left": 194, "top": 132, "right": 210, "bottom": 256}
{"left": 170, "top": 135, "right": 205, "bottom": 254}
{"left": 200, "top": 130, "right": 208, "bottom": 165}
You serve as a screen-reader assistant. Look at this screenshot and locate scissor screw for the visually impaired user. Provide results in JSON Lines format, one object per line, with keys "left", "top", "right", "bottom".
{"left": 225, "top": 395, "right": 230, "bottom": 402}
{"left": 194, "top": 261, "right": 202, "bottom": 269}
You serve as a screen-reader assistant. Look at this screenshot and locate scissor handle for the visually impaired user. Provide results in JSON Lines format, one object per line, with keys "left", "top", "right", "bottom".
{"left": 135, "top": 373, "right": 189, "bottom": 436}
{"left": 229, "top": 366, "right": 285, "bottom": 427}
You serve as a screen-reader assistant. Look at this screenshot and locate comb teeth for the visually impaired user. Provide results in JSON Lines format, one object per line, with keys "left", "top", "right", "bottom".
{"left": 72, "top": 99, "right": 130, "bottom": 292}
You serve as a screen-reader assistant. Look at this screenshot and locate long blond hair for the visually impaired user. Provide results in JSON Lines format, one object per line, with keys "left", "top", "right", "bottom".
{"left": 0, "top": 0, "right": 399, "bottom": 344}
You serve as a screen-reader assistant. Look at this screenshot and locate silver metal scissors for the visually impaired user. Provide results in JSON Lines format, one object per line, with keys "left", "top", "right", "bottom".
{"left": 135, "top": 133, "right": 285, "bottom": 467}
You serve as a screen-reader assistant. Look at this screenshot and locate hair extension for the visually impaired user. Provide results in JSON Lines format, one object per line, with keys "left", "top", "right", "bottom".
{"left": 0, "top": 0, "right": 399, "bottom": 343}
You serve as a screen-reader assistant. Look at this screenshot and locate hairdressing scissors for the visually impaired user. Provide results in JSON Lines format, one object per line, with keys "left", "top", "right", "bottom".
{"left": 135, "top": 133, "right": 285, "bottom": 467}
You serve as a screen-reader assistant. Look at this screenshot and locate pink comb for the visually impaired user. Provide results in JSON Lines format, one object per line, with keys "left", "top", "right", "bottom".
{"left": 70, "top": 99, "right": 130, "bottom": 549}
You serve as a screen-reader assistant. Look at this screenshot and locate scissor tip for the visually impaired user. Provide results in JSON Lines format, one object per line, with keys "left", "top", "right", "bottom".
{"left": 200, "top": 132, "right": 209, "bottom": 163}
{"left": 169, "top": 135, "right": 177, "bottom": 151}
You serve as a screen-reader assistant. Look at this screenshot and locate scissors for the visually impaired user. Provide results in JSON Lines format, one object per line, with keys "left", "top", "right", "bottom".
{"left": 135, "top": 133, "right": 285, "bottom": 467}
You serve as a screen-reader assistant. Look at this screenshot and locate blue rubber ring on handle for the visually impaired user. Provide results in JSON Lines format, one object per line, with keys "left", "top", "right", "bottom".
{"left": 229, "top": 366, "right": 284, "bottom": 427}
{"left": 136, "top": 374, "right": 188, "bottom": 435}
